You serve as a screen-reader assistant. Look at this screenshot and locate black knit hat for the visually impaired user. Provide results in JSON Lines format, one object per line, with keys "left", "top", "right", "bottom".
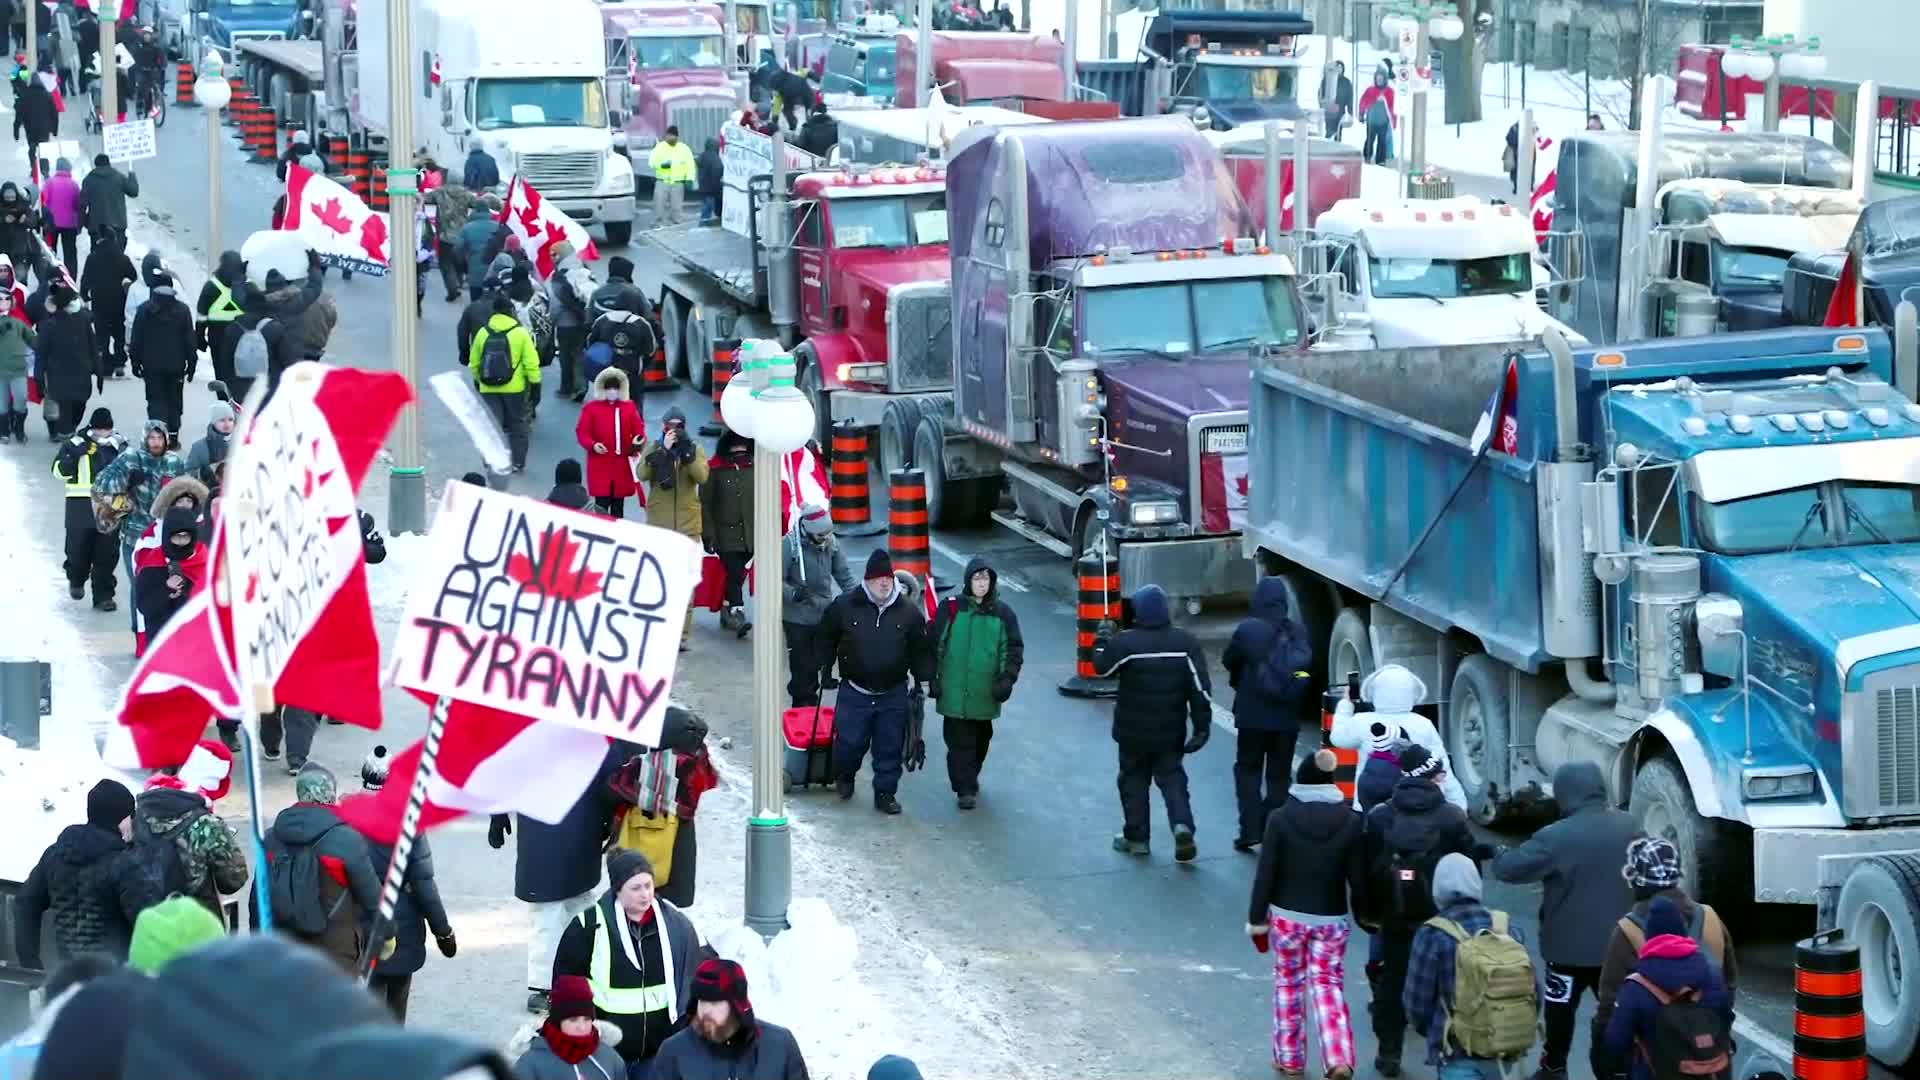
{"left": 864, "top": 548, "right": 893, "bottom": 580}
{"left": 85, "top": 779, "right": 134, "bottom": 829}
{"left": 607, "top": 255, "right": 635, "bottom": 281}
{"left": 1398, "top": 744, "right": 1442, "bottom": 779}
{"left": 33, "top": 971, "right": 153, "bottom": 1080}
{"left": 554, "top": 458, "right": 583, "bottom": 486}
{"left": 607, "top": 848, "right": 654, "bottom": 892}
{"left": 1295, "top": 747, "right": 1340, "bottom": 785}
{"left": 88, "top": 407, "right": 113, "bottom": 430}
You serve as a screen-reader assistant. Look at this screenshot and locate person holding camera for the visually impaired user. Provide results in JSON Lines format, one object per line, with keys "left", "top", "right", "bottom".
{"left": 642, "top": 407, "right": 709, "bottom": 649}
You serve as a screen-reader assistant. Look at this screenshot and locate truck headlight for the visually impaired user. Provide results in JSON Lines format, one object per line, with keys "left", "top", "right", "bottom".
{"left": 600, "top": 150, "right": 634, "bottom": 193}
{"left": 1129, "top": 500, "right": 1181, "bottom": 525}
{"left": 1743, "top": 767, "right": 1817, "bottom": 800}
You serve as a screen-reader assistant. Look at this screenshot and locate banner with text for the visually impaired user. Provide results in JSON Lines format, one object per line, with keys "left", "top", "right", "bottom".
{"left": 391, "top": 485, "right": 700, "bottom": 747}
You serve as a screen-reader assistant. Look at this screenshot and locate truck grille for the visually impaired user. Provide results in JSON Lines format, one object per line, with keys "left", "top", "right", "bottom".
{"left": 1875, "top": 686, "right": 1920, "bottom": 807}
{"left": 887, "top": 283, "right": 952, "bottom": 392}
{"left": 517, "top": 151, "right": 602, "bottom": 193}
{"left": 667, "top": 103, "right": 732, "bottom": 155}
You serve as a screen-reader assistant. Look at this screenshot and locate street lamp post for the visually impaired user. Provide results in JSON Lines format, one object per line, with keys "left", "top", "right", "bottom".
{"left": 1378, "top": 2, "right": 1463, "bottom": 179}
{"left": 722, "top": 339, "right": 815, "bottom": 939}
{"left": 193, "top": 56, "right": 231, "bottom": 277}
{"left": 385, "top": 0, "right": 426, "bottom": 536}
{"left": 1721, "top": 34, "right": 1827, "bottom": 134}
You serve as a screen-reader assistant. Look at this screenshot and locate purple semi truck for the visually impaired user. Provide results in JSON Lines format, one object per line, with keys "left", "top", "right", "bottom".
{"left": 926, "top": 116, "right": 1305, "bottom": 601}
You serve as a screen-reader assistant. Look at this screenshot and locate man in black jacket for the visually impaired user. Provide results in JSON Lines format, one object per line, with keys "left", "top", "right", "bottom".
{"left": 1093, "top": 583, "right": 1211, "bottom": 862}
{"left": 81, "top": 230, "right": 135, "bottom": 376}
{"left": 11, "top": 69, "right": 56, "bottom": 183}
{"left": 129, "top": 271, "right": 197, "bottom": 448}
{"left": 818, "top": 549, "right": 932, "bottom": 815}
{"left": 14, "top": 779, "right": 163, "bottom": 969}
{"left": 195, "top": 250, "right": 248, "bottom": 385}
{"left": 54, "top": 407, "right": 122, "bottom": 610}
{"left": 1221, "top": 576, "right": 1314, "bottom": 850}
{"left": 586, "top": 255, "right": 652, "bottom": 398}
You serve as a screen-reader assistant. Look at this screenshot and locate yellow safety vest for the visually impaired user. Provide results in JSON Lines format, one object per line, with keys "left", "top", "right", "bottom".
{"left": 53, "top": 442, "right": 94, "bottom": 498}
{"left": 583, "top": 904, "right": 672, "bottom": 1016}
{"left": 204, "top": 280, "right": 243, "bottom": 323}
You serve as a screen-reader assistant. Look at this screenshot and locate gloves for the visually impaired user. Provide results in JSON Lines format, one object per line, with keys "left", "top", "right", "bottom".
{"left": 702, "top": 537, "right": 715, "bottom": 554}
{"left": 1247, "top": 923, "right": 1271, "bottom": 953}
{"left": 529, "top": 382, "right": 543, "bottom": 406}
{"left": 991, "top": 676, "right": 1013, "bottom": 703}
{"left": 1182, "top": 729, "right": 1209, "bottom": 755}
{"left": 380, "top": 935, "right": 397, "bottom": 961}
{"left": 905, "top": 737, "right": 926, "bottom": 772}
{"left": 130, "top": 361, "right": 143, "bottom": 379}
{"left": 125, "top": 467, "right": 145, "bottom": 489}
{"left": 487, "top": 814, "right": 511, "bottom": 849}
{"left": 436, "top": 931, "right": 458, "bottom": 959}
{"left": 904, "top": 689, "right": 927, "bottom": 771}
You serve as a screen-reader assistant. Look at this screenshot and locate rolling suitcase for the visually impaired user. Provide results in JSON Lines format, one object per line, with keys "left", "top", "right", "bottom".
{"left": 781, "top": 704, "right": 836, "bottom": 792}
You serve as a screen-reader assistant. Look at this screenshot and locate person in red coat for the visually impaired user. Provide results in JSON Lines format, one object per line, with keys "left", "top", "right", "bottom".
{"left": 574, "top": 366, "right": 645, "bottom": 518}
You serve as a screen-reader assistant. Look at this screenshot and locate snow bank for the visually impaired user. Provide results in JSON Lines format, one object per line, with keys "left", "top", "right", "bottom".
{"left": 0, "top": 445, "right": 112, "bottom": 740}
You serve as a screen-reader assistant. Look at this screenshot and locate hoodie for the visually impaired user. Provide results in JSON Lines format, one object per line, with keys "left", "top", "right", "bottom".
{"left": 1221, "top": 576, "right": 1313, "bottom": 731}
{"left": 1490, "top": 761, "right": 1641, "bottom": 966}
{"left": 1602, "top": 898, "right": 1734, "bottom": 1080}
{"left": 546, "top": 458, "right": 593, "bottom": 511}
{"left": 701, "top": 430, "right": 756, "bottom": 552}
{"left": 264, "top": 802, "right": 384, "bottom": 970}
{"left": 130, "top": 279, "right": 197, "bottom": 379}
{"left": 0, "top": 182, "right": 36, "bottom": 278}
{"left": 81, "top": 238, "right": 136, "bottom": 316}
{"left": 782, "top": 522, "right": 856, "bottom": 627}
{"left": 1403, "top": 854, "right": 1540, "bottom": 1066}
{"left": 1331, "top": 664, "right": 1467, "bottom": 811}
{"left": 929, "top": 555, "right": 1025, "bottom": 721}
{"left": 1363, "top": 775, "right": 1489, "bottom": 928}
{"left": 1247, "top": 782, "right": 1367, "bottom": 925}
{"left": 12, "top": 822, "right": 163, "bottom": 968}
{"left": 1091, "top": 585, "right": 1212, "bottom": 752}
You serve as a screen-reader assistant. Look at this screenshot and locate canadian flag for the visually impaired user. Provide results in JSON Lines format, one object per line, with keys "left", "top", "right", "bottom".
{"left": 337, "top": 694, "right": 614, "bottom": 845}
{"left": 779, "top": 444, "right": 830, "bottom": 535}
{"left": 498, "top": 176, "right": 599, "bottom": 280}
{"left": 280, "top": 162, "right": 391, "bottom": 269}
{"left": 430, "top": 54, "right": 443, "bottom": 86}
{"left": 1530, "top": 134, "right": 1558, "bottom": 247}
{"left": 106, "top": 365, "right": 412, "bottom": 769}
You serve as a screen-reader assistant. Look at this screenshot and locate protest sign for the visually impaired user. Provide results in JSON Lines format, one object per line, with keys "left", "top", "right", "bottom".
{"left": 103, "top": 118, "right": 156, "bottom": 163}
{"left": 392, "top": 484, "right": 700, "bottom": 747}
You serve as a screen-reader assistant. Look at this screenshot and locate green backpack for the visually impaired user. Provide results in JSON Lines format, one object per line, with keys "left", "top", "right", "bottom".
{"left": 1424, "top": 910, "right": 1539, "bottom": 1060}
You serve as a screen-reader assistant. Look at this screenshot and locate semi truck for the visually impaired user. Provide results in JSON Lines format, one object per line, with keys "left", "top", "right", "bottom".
{"left": 1077, "top": 9, "right": 1314, "bottom": 129}
{"left": 174, "top": 0, "right": 303, "bottom": 64}
{"left": 600, "top": 3, "right": 735, "bottom": 180}
{"left": 892, "top": 29, "right": 1066, "bottom": 107}
{"left": 232, "top": 0, "right": 636, "bottom": 245}
{"left": 1241, "top": 319, "right": 1920, "bottom": 1068}
{"left": 1784, "top": 195, "right": 1920, "bottom": 329}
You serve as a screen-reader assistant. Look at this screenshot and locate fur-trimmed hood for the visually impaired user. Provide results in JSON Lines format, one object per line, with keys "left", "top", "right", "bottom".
{"left": 506, "top": 1019, "right": 624, "bottom": 1058}
{"left": 150, "top": 474, "right": 210, "bottom": 518}
{"left": 593, "top": 366, "right": 630, "bottom": 396}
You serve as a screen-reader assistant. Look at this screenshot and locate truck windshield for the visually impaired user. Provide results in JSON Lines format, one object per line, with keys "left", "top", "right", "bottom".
{"left": 1696, "top": 480, "right": 1920, "bottom": 555}
{"left": 632, "top": 35, "right": 724, "bottom": 70}
{"left": 1370, "top": 252, "right": 1530, "bottom": 299}
{"left": 475, "top": 78, "right": 608, "bottom": 129}
{"left": 829, "top": 193, "right": 947, "bottom": 249}
{"left": 1187, "top": 62, "right": 1294, "bottom": 102}
{"left": 1083, "top": 277, "right": 1300, "bottom": 357}
{"left": 1712, "top": 243, "right": 1793, "bottom": 288}
{"left": 865, "top": 48, "right": 896, "bottom": 89}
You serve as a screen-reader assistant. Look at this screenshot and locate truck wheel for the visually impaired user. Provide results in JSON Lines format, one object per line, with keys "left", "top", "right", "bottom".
{"left": 914, "top": 415, "right": 957, "bottom": 528}
{"left": 604, "top": 222, "right": 633, "bottom": 247}
{"left": 1072, "top": 502, "right": 1106, "bottom": 561}
{"left": 1447, "top": 654, "right": 1512, "bottom": 826}
{"left": 660, "top": 295, "right": 687, "bottom": 380}
{"left": 1326, "top": 607, "right": 1374, "bottom": 690}
{"left": 794, "top": 346, "right": 832, "bottom": 448}
{"left": 683, "top": 308, "right": 712, "bottom": 394}
{"left": 1837, "top": 854, "right": 1920, "bottom": 1066}
{"left": 879, "top": 399, "right": 917, "bottom": 486}
{"left": 1629, "top": 755, "right": 1750, "bottom": 915}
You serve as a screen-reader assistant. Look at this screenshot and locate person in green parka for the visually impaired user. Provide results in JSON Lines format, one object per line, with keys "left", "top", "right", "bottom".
{"left": 928, "top": 555, "right": 1025, "bottom": 810}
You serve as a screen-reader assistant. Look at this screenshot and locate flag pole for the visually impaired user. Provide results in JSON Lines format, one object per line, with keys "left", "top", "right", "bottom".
{"left": 217, "top": 375, "right": 275, "bottom": 930}
{"left": 358, "top": 693, "right": 451, "bottom": 982}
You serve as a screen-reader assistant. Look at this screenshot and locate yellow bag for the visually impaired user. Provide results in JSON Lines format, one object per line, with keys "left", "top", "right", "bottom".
{"left": 616, "top": 809, "right": 678, "bottom": 886}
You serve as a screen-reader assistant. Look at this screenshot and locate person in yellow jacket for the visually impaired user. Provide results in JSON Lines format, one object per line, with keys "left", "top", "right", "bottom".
{"left": 467, "top": 294, "right": 542, "bottom": 473}
{"left": 647, "top": 126, "right": 697, "bottom": 226}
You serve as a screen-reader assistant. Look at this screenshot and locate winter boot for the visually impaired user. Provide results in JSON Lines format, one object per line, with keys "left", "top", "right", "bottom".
{"left": 1111, "top": 834, "right": 1148, "bottom": 857}
{"left": 9, "top": 411, "right": 24, "bottom": 442}
{"left": 1173, "top": 823, "right": 1197, "bottom": 863}
{"left": 732, "top": 606, "right": 752, "bottom": 639}
{"left": 718, "top": 606, "right": 738, "bottom": 634}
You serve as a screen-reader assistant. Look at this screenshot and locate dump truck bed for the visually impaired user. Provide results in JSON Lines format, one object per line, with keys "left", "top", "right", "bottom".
{"left": 1242, "top": 344, "right": 1551, "bottom": 672}
{"left": 643, "top": 221, "right": 762, "bottom": 307}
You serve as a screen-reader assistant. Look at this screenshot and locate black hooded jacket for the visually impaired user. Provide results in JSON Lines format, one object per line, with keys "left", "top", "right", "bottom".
{"left": 1248, "top": 785, "right": 1368, "bottom": 924}
{"left": 38, "top": 297, "right": 99, "bottom": 402}
{"left": 12, "top": 77, "right": 55, "bottom": 142}
{"left": 1092, "top": 585, "right": 1212, "bottom": 752}
{"left": 82, "top": 240, "right": 136, "bottom": 317}
{"left": 1363, "top": 776, "right": 1489, "bottom": 928}
{"left": 0, "top": 181, "right": 38, "bottom": 271}
{"left": 130, "top": 283, "right": 198, "bottom": 379}
{"left": 14, "top": 822, "right": 164, "bottom": 968}
{"left": 195, "top": 250, "right": 248, "bottom": 359}
{"left": 1221, "top": 576, "right": 1314, "bottom": 732}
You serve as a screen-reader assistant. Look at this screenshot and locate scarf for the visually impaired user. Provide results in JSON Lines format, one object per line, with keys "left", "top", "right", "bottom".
{"left": 540, "top": 1019, "right": 600, "bottom": 1065}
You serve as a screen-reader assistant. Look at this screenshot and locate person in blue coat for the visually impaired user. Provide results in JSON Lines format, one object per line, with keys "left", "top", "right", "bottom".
{"left": 1220, "top": 577, "right": 1313, "bottom": 851}
{"left": 1602, "top": 895, "right": 1734, "bottom": 1080}
{"left": 463, "top": 145, "right": 501, "bottom": 193}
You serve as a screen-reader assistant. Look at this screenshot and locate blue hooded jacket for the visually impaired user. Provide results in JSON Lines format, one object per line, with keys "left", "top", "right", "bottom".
{"left": 1221, "top": 577, "right": 1312, "bottom": 731}
{"left": 1602, "top": 896, "right": 1734, "bottom": 1080}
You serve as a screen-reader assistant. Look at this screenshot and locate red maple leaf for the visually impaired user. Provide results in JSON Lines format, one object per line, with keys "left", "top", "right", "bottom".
{"left": 1235, "top": 473, "right": 1249, "bottom": 498}
{"left": 506, "top": 526, "right": 605, "bottom": 603}
{"left": 301, "top": 466, "right": 317, "bottom": 498}
{"left": 357, "top": 213, "right": 388, "bottom": 264}
{"left": 516, "top": 196, "right": 542, "bottom": 237}
{"left": 310, "top": 197, "right": 354, "bottom": 236}
{"left": 543, "top": 221, "right": 569, "bottom": 252}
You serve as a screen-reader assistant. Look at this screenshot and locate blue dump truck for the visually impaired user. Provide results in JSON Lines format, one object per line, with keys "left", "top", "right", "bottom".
{"left": 1243, "top": 319, "right": 1920, "bottom": 1069}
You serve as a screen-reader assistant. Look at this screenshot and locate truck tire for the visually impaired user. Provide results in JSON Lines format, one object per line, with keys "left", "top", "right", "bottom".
{"left": 794, "top": 345, "right": 833, "bottom": 448}
{"left": 683, "top": 307, "right": 713, "bottom": 394}
{"left": 879, "top": 399, "right": 918, "bottom": 487}
{"left": 1629, "top": 755, "right": 1750, "bottom": 915}
{"left": 1447, "top": 654, "right": 1513, "bottom": 826}
{"left": 914, "top": 415, "right": 957, "bottom": 528}
{"left": 1072, "top": 502, "right": 1106, "bottom": 561}
{"left": 1326, "top": 607, "right": 1374, "bottom": 689}
{"left": 604, "top": 222, "right": 633, "bottom": 247}
{"left": 660, "top": 294, "right": 687, "bottom": 380}
{"left": 1837, "top": 854, "right": 1920, "bottom": 1067}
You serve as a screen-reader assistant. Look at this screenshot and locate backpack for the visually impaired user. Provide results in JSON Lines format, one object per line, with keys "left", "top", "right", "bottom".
{"left": 477, "top": 323, "right": 517, "bottom": 387}
{"left": 1425, "top": 911, "right": 1539, "bottom": 1060}
{"left": 1384, "top": 843, "right": 1442, "bottom": 924}
{"left": 233, "top": 318, "right": 273, "bottom": 379}
{"left": 583, "top": 340, "right": 614, "bottom": 383}
{"left": 265, "top": 822, "right": 349, "bottom": 936}
{"left": 1619, "top": 904, "right": 1728, "bottom": 977}
{"left": 132, "top": 809, "right": 195, "bottom": 898}
{"left": 1250, "top": 621, "right": 1312, "bottom": 703}
{"left": 1625, "top": 974, "right": 1732, "bottom": 1080}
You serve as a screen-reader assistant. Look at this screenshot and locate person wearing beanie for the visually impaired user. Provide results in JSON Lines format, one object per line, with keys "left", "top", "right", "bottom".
{"left": 34, "top": 273, "right": 95, "bottom": 441}
{"left": 585, "top": 255, "right": 651, "bottom": 395}
{"left": 53, "top": 403, "right": 125, "bottom": 611}
{"left": 702, "top": 428, "right": 757, "bottom": 638}
{"left": 1592, "top": 836, "right": 1737, "bottom": 1056}
{"left": 262, "top": 764, "right": 387, "bottom": 973}
{"left": 130, "top": 742, "right": 249, "bottom": 920}
{"left": 552, "top": 848, "right": 711, "bottom": 1069}
{"left": 641, "top": 406, "right": 709, "bottom": 647}
{"left": 1361, "top": 741, "right": 1496, "bottom": 1077}
{"left": 510, "top": 974, "right": 626, "bottom": 1080}
{"left": 1329, "top": 664, "right": 1466, "bottom": 812}
{"left": 576, "top": 366, "right": 645, "bottom": 518}
{"left": 128, "top": 258, "right": 197, "bottom": 448}
{"left": 1221, "top": 577, "right": 1314, "bottom": 850}
{"left": 547, "top": 457, "right": 592, "bottom": 511}
{"left": 1602, "top": 894, "right": 1734, "bottom": 1080}
{"left": 1243, "top": 748, "right": 1366, "bottom": 1079}
{"left": 195, "top": 249, "right": 249, "bottom": 385}
{"left": 929, "top": 555, "right": 1025, "bottom": 810}
{"left": 184, "top": 398, "right": 237, "bottom": 493}
{"left": 868, "top": 1055, "right": 924, "bottom": 1080}
{"left": 782, "top": 500, "right": 855, "bottom": 708}
{"left": 14, "top": 778, "right": 162, "bottom": 970}
{"left": 1490, "top": 761, "right": 1640, "bottom": 1080}
{"left": 1403, "top": 853, "right": 1539, "bottom": 1075}
{"left": 133, "top": 504, "right": 208, "bottom": 640}
{"left": 127, "top": 895, "right": 227, "bottom": 974}
{"left": 648, "top": 958, "right": 809, "bottom": 1080}
{"left": 1091, "top": 583, "right": 1211, "bottom": 861}
{"left": 461, "top": 471, "right": 490, "bottom": 487}
{"left": 818, "top": 545, "right": 933, "bottom": 815}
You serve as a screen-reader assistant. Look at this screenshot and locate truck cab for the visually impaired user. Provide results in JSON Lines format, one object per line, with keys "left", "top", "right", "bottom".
{"left": 189, "top": 0, "right": 303, "bottom": 64}
{"left": 1316, "top": 196, "right": 1583, "bottom": 347}
{"left": 1080, "top": 8, "right": 1311, "bottom": 128}
{"left": 601, "top": 4, "right": 734, "bottom": 169}
{"left": 822, "top": 26, "right": 899, "bottom": 100}
{"left": 893, "top": 30, "right": 1066, "bottom": 109}
{"left": 1648, "top": 180, "right": 1861, "bottom": 336}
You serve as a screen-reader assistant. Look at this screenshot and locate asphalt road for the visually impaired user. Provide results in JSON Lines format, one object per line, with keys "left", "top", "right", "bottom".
{"left": 49, "top": 101, "right": 1876, "bottom": 1078}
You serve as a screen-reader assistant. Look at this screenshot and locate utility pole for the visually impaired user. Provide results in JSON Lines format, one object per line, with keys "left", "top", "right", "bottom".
{"left": 1633, "top": 0, "right": 1652, "bottom": 129}
{"left": 385, "top": 0, "right": 425, "bottom": 535}
{"left": 99, "top": 13, "right": 116, "bottom": 137}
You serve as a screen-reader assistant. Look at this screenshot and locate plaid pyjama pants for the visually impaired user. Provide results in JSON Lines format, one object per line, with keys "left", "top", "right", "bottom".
{"left": 1270, "top": 913, "right": 1356, "bottom": 1073}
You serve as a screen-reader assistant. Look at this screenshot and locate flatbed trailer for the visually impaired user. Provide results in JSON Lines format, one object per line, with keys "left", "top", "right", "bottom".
{"left": 645, "top": 220, "right": 764, "bottom": 309}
